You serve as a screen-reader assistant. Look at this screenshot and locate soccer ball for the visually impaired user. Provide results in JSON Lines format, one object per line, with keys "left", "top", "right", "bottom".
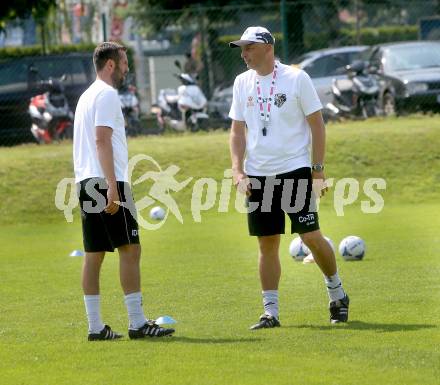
{"left": 339, "top": 236, "right": 366, "bottom": 261}
{"left": 289, "top": 237, "right": 311, "bottom": 261}
{"left": 324, "top": 236, "right": 335, "bottom": 252}
{"left": 149, "top": 206, "right": 166, "bottom": 221}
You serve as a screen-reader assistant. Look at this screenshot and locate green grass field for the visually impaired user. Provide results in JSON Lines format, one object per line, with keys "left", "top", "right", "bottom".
{"left": 1, "top": 116, "right": 440, "bottom": 385}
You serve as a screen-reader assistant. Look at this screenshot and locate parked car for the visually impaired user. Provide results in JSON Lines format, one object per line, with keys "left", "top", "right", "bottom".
{"left": 207, "top": 84, "right": 233, "bottom": 128}
{"left": 360, "top": 41, "right": 440, "bottom": 115}
{"left": 206, "top": 46, "right": 368, "bottom": 126}
{"left": 0, "top": 53, "right": 95, "bottom": 145}
{"left": 293, "top": 45, "right": 368, "bottom": 106}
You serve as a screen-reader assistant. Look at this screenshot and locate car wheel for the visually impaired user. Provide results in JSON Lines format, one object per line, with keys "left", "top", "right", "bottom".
{"left": 383, "top": 93, "right": 396, "bottom": 116}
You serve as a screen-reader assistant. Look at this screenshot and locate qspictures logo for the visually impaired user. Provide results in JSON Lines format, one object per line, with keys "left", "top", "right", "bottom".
{"left": 55, "top": 155, "right": 386, "bottom": 230}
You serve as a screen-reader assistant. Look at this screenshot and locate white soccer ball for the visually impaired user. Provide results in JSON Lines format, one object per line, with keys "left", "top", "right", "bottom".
{"left": 289, "top": 237, "right": 311, "bottom": 261}
{"left": 339, "top": 236, "right": 366, "bottom": 261}
{"left": 324, "top": 236, "right": 335, "bottom": 252}
{"left": 149, "top": 206, "right": 166, "bottom": 221}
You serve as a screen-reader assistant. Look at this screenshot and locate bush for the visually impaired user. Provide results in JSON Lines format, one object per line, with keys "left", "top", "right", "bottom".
{"left": 0, "top": 44, "right": 96, "bottom": 59}
{"left": 340, "top": 25, "right": 418, "bottom": 46}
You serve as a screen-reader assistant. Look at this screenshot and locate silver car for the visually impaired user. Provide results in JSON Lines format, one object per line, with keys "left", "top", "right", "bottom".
{"left": 293, "top": 46, "right": 368, "bottom": 106}
{"left": 207, "top": 46, "right": 368, "bottom": 123}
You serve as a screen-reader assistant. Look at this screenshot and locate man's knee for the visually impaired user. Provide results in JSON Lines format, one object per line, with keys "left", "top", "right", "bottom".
{"left": 84, "top": 252, "right": 105, "bottom": 266}
{"left": 119, "top": 244, "right": 141, "bottom": 263}
{"left": 300, "top": 230, "right": 322, "bottom": 250}
{"left": 258, "top": 235, "right": 280, "bottom": 258}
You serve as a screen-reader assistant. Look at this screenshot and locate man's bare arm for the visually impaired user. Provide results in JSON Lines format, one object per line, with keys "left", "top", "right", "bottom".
{"left": 306, "top": 110, "right": 328, "bottom": 196}
{"left": 229, "top": 119, "right": 249, "bottom": 194}
{"left": 96, "top": 126, "right": 119, "bottom": 214}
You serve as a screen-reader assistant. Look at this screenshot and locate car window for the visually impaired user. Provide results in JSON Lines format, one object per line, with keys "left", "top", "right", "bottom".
{"left": 304, "top": 54, "right": 350, "bottom": 78}
{"left": 0, "top": 61, "right": 29, "bottom": 93}
{"left": 359, "top": 48, "right": 373, "bottom": 62}
{"left": 326, "top": 54, "right": 349, "bottom": 76}
{"left": 347, "top": 50, "right": 364, "bottom": 64}
{"left": 384, "top": 44, "right": 440, "bottom": 71}
{"left": 303, "top": 56, "right": 329, "bottom": 77}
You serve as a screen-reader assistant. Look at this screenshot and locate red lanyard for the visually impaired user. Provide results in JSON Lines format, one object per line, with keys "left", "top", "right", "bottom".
{"left": 256, "top": 61, "right": 278, "bottom": 136}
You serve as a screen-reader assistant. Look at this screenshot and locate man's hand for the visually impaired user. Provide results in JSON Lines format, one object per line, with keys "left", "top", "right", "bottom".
{"left": 312, "top": 170, "right": 328, "bottom": 198}
{"left": 105, "top": 182, "right": 120, "bottom": 215}
{"left": 233, "top": 170, "right": 251, "bottom": 196}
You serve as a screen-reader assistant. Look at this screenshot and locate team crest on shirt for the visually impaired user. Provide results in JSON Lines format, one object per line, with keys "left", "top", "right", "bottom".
{"left": 274, "top": 93, "right": 287, "bottom": 108}
{"left": 247, "top": 96, "right": 254, "bottom": 107}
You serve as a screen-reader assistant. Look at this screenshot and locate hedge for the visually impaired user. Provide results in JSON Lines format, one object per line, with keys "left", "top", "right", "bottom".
{"left": 0, "top": 43, "right": 96, "bottom": 59}
{"left": 0, "top": 42, "right": 137, "bottom": 82}
{"left": 215, "top": 25, "right": 419, "bottom": 82}
{"left": 0, "top": 43, "right": 135, "bottom": 70}
{"left": 218, "top": 25, "right": 419, "bottom": 52}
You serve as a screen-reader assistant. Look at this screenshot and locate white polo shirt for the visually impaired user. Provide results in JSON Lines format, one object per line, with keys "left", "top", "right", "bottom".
{"left": 229, "top": 62, "right": 322, "bottom": 176}
{"left": 73, "top": 79, "right": 128, "bottom": 183}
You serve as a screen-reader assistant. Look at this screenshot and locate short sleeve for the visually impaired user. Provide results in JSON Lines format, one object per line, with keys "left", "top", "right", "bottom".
{"left": 298, "top": 70, "right": 322, "bottom": 116}
{"left": 94, "top": 89, "right": 121, "bottom": 129}
{"left": 228, "top": 77, "right": 245, "bottom": 121}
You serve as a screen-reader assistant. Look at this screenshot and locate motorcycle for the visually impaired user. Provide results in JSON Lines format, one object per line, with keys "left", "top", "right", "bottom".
{"left": 28, "top": 71, "right": 74, "bottom": 144}
{"left": 323, "top": 60, "right": 380, "bottom": 121}
{"left": 119, "top": 78, "right": 142, "bottom": 137}
{"left": 151, "top": 60, "right": 209, "bottom": 132}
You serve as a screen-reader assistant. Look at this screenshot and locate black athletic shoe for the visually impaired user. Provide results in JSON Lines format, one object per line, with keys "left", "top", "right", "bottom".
{"left": 250, "top": 314, "right": 281, "bottom": 330}
{"left": 88, "top": 325, "right": 123, "bottom": 341}
{"left": 329, "top": 294, "right": 350, "bottom": 324}
{"left": 128, "top": 320, "right": 175, "bottom": 339}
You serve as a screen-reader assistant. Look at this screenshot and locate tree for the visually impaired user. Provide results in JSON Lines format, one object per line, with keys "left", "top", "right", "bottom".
{"left": 0, "top": 0, "right": 56, "bottom": 26}
{"left": 283, "top": 1, "right": 305, "bottom": 60}
{"left": 0, "top": 0, "right": 56, "bottom": 52}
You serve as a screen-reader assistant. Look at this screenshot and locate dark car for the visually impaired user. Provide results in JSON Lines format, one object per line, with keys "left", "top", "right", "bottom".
{"left": 362, "top": 41, "right": 440, "bottom": 115}
{"left": 0, "top": 53, "right": 95, "bottom": 145}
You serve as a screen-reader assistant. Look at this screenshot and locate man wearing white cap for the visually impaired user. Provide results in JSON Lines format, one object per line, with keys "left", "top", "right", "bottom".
{"left": 228, "top": 26, "right": 349, "bottom": 329}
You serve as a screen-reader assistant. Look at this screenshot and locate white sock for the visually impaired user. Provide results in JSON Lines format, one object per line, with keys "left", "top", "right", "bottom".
{"left": 84, "top": 295, "right": 105, "bottom": 334}
{"left": 324, "top": 272, "right": 345, "bottom": 302}
{"left": 124, "top": 292, "right": 147, "bottom": 329}
{"left": 262, "top": 290, "right": 279, "bottom": 319}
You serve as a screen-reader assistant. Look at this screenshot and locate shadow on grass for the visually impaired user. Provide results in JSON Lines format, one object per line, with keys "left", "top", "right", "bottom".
{"left": 128, "top": 336, "right": 262, "bottom": 344}
{"left": 169, "top": 336, "right": 262, "bottom": 344}
{"left": 291, "top": 320, "right": 437, "bottom": 332}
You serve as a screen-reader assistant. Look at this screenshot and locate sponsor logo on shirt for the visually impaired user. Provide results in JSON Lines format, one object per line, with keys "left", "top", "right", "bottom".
{"left": 247, "top": 96, "right": 254, "bottom": 107}
{"left": 274, "top": 93, "right": 287, "bottom": 108}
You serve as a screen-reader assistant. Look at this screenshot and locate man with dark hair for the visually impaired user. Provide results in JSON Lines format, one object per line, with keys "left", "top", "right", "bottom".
{"left": 73, "top": 42, "right": 175, "bottom": 341}
{"left": 228, "top": 27, "right": 350, "bottom": 329}
{"left": 93, "top": 42, "right": 125, "bottom": 71}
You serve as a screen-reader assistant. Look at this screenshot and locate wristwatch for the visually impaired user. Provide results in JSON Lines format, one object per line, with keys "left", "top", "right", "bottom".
{"left": 312, "top": 163, "right": 324, "bottom": 172}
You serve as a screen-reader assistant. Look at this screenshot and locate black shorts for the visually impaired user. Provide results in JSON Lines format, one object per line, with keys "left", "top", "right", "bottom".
{"left": 246, "top": 167, "right": 320, "bottom": 236}
{"left": 78, "top": 178, "right": 140, "bottom": 252}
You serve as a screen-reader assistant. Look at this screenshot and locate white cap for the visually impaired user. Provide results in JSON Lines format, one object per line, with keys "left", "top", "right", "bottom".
{"left": 229, "top": 26, "right": 275, "bottom": 48}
